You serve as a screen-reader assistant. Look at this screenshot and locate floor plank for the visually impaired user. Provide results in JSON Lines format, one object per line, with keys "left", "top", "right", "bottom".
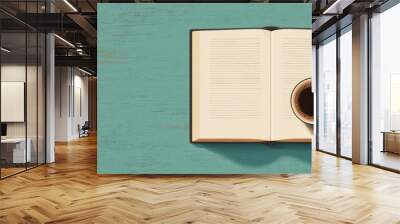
{"left": 0, "top": 135, "right": 400, "bottom": 224}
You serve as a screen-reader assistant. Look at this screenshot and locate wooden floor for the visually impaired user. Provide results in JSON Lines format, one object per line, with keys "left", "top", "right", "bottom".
{"left": 1, "top": 135, "right": 400, "bottom": 224}
{"left": 0, "top": 167, "right": 26, "bottom": 178}
{"left": 372, "top": 150, "right": 400, "bottom": 171}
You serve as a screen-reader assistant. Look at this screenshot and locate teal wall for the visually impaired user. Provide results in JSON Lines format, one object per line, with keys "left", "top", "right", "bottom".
{"left": 98, "top": 3, "right": 312, "bottom": 174}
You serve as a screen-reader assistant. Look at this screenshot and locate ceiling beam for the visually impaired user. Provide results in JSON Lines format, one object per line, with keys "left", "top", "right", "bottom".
{"left": 67, "top": 13, "right": 97, "bottom": 46}
{"left": 55, "top": 55, "right": 96, "bottom": 70}
{"left": 322, "top": 0, "right": 356, "bottom": 14}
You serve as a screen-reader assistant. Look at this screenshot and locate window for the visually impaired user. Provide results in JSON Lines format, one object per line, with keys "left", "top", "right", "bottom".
{"left": 339, "top": 26, "right": 352, "bottom": 158}
{"left": 0, "top": 1, "right": 47, "bottom": 179}
{"left": 370, "top": 3, "right": 400, "bottom": 171}
{"left": 317, "top": 35, "right": 337, "bottom": 154}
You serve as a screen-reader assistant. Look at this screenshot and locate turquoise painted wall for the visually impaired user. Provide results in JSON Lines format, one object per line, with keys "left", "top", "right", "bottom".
{"left": 98, "top": 3, "right": 312, "bottom": 174}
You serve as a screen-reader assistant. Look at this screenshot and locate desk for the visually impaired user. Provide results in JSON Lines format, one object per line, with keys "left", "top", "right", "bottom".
{"left": 1, "top": 138, "right": 31, "bottom": 163}
{"left": 381, "top": 131, "right": 400, "bottom": 154}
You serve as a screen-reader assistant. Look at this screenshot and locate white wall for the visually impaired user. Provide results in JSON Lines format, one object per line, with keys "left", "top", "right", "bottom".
{"left": 1, "top": 64, "right": 41, "bottom": 137}
{"left": 1, "top": 65, "right": 28, "bottom": 142}
{"left": 55, "top": 67, "right": 89, "bottom": 141}
{"left": 71, "top": 73, "right": 89, "bottom": 138}
{"left": 55, "top": 66, "right": 70, "bottom": 141}
{"left": 1, "top": 63, "right": 46, "bottom": 164}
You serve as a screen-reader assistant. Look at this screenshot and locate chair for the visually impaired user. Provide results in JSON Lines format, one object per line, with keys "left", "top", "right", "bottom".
{"left": 79, "top": 121, "right": 90, "bottom": 138}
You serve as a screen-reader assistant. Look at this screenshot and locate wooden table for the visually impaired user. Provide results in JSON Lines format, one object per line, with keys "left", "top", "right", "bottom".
{"left": 1, "top": 138, "right": 32, "bottom": 164}
{"left": 381, "top": 131, "right": 400, "bottom": 154}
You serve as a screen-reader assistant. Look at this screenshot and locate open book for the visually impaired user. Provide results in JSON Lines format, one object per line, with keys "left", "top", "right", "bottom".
{"left": 191, "top": 28, "right": 313, "bottom": 143}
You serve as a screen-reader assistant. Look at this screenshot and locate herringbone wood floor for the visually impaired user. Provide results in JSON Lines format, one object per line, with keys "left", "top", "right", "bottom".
{"left": 1, "top": 135, "right": 400, "bottom": 224}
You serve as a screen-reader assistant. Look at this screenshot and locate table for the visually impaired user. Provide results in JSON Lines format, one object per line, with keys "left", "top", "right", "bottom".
{"left": 1, "top": 138, "right": 32, "bottom": 163}
{"left": 381, "top": 131, "right": 400, "bottom": 154}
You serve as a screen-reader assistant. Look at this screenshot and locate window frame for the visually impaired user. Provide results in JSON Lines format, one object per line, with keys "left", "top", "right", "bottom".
{"left": 315, "top": 23, "right": 353, "bottom": 160}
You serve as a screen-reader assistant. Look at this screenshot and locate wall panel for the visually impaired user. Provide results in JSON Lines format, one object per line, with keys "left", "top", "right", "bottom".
{"left": 98, "top": 3, "right": 312, "bottom": 174}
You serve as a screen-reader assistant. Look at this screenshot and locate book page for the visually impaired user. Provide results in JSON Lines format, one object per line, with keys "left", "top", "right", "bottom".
{"left": 271, "top": 29, "right": 313, "bottom": 142}
{"left": 192, "top": 29, "right": 271, "bottom": 142}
